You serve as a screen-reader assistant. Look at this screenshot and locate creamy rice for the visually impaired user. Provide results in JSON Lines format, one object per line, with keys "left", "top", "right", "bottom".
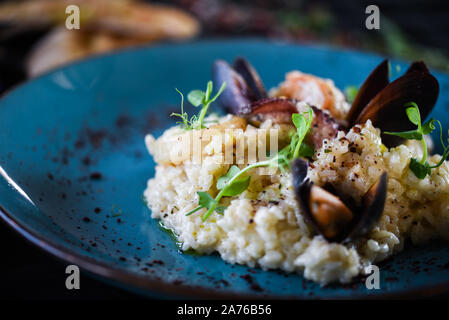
{"left": 144, "top": 73, "right": 449, "bottom": 285}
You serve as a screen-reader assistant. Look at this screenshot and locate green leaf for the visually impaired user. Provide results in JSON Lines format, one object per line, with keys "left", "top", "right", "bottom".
{"left": 188, "top": 90, "right": 205, "bottom": 107}
{"left": 288, "top": 133, "right": 299, "bottom": 154}
{"left": 298, "top": 143, "right": 315, "bottom": 157}
{"left": 422, "top": 119, "right": 436, "bottom": 135}
{"left": 344, "top": 85, "right": 359, "bottom": 103}
{"left": 384, "top": 130, "right": 422, "bottom": 140}
{"left": 216, "top": 165, "right": 241, "bottom": 190}
{"left": 409, "top": 158, "right": 431, "bottom": 179}
{"left": 292, "top": 113, "right": 305, "bottom": 128}
{"left": 215, "top": 206, "right": 227, "bottom": 214}
{"left": 205, "top": 81, "right": 213, "bottom": 102}
{"left": 221, "top": 176, "right": 251, "bottom": 197}
{"left": 292, "top": 107, "right": 314, "bottom": 159}
{"left": 216, "top": 165, "right": 251, "bottom": 197}
{"left": 197, "top": 191, "right": 217, "bottom": 209}
{"left": 210, "top": 82, "right": 227, "bottom": 103}
{"left": 293, "top": 108, "right": 313, "bottom": 141}
{"left": 405, "top": 103, "right": 421, "bottom": 126}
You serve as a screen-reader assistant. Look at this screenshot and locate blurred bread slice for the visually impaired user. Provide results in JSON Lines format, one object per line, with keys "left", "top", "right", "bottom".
{"left": 27, "top": 27, "right": 156, "bottom": 77}
{"left": 0, "top": 0, "right": 200, "bottom": 76}
{"left": 0, "top": 0, "right": 199, "bottom": 39}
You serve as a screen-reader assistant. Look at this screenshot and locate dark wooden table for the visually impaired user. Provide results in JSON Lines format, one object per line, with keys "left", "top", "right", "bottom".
{"left": 0, "top": 221, "right": 140, "bottom": 300}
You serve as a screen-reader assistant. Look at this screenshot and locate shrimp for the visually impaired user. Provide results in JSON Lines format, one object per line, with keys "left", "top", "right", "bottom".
{"left": 274, "top": 71, "right": 349, "bottom": 122}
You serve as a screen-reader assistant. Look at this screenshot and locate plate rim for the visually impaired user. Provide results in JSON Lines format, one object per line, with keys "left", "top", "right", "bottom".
{"left": 1, "top": 39, "right": 449, "bottom": 299}
{"left": 3, "top": 203, "right": 449, "bottom": 299}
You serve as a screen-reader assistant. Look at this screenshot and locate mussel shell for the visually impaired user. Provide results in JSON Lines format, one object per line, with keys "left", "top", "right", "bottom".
{"left": 247, "top": 99, "right": 340, "bottom": 148}
{"left": 307, "top": 107, "right": 341, "bottom": 149}
{"left": 406, "top": 61, "right": 429, "bottom": 73}
{"left": 292, "top": 159, "right": 388, "bottom": 242}
{"left": 246, "top": 97, "right": 298, "bottom": 125}
{"left": 212, "top": 59, "right": 253, "bottom": 114}
{"left": 347, "top": 59, "right": 389, "bottom": 126}
{"left": 291, "top": 158, "right": 341, "bottom": 240}
{"left": 292, "top": 159, "right": 351, "bottom": 242}
{"left": 233, "top": 57, "right": 267, "bottom": 101}
{"left": 212, "top": 58, "right": 267, "bottom": 115}
{"left": 353, "top": 62, "right": 439, "bottom": 147}
{"left": 291, "top": 158, "right": 309, "bottom": 190}
{"left": 344, "top": 172, "right": 388, "bottom": 242}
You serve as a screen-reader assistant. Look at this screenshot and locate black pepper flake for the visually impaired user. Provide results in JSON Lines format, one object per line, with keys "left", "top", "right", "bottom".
{"left": 220, "top": 279, "right": 230, "bottom": 287}
{"left": 240, "top": 274, "right": 263, "bottom": 292}
{"left": 89, "top": 172, "right": 102, "bottom": 180}
{"left": 82, "top": 217, "right": 91, "bottom": 223}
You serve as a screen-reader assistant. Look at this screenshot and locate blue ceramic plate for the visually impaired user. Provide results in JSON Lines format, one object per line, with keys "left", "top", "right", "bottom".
{"left": 1, "top": 40, "right": 449, "bottom": 299}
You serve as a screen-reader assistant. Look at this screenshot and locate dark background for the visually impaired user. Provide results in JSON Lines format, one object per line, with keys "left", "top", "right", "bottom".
{"left": 1, "top": 0, "right": 449, "bottom": 299}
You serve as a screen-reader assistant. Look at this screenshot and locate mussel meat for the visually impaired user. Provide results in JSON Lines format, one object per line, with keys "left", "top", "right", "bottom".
{"left": 292, "top": 158, "right": 388, "bottom": 242}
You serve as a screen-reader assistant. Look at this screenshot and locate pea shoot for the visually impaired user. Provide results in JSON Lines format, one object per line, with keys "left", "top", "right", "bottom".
{"left": 171, "top": 81, "right": 227, "bottom": 130}
{"left": 384, "top": 102, "right": 449, "bottom": 179}
{"left": 187, "top": 107, "right": 314, "bottom": 221}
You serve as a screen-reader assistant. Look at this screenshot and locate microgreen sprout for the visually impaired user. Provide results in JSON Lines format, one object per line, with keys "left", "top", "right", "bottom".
{"left": 171, "top": 81, "right": 226, "bottom": 130}
{"left": 344, "top": 85, "right": 359, "bottom": 104}
{"left": 384, "top": 102, "right": 449, "bottom": 179}
{"left": 186, "top": 106, "right": 314, "bottom": 221}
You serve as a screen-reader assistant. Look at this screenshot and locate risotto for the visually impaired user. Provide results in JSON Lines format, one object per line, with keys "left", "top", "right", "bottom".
{"left": 143, "top": 58, "right": 449, "bottom": 285}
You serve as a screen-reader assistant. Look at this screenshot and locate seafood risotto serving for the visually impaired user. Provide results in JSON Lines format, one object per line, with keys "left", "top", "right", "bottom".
{"left": 143, "top": 57, "right": 449, "bottom": 285}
